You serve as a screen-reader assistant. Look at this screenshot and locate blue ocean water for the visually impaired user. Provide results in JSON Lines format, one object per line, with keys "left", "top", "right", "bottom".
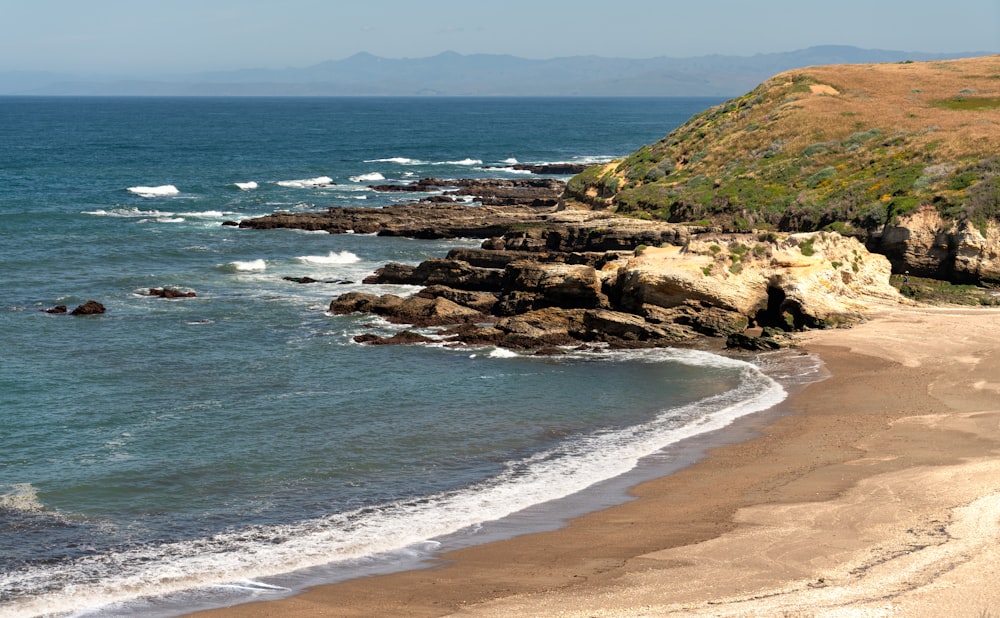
{"left": 0, "top": 96, "right": 791, "bottom": 617}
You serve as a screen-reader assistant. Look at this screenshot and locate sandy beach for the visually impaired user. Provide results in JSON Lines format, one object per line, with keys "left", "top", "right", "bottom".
{"left": 190, "top": 304, "right": 1000, "bottom": 618}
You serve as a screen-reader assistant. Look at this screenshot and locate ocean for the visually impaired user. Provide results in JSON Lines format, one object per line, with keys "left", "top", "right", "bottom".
{"left": 0, "top": 96, "right": 799, "bottom": 617}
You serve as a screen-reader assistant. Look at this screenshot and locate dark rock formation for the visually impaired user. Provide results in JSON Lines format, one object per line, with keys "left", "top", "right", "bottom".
{"left": 149, "top": 287, "right": 196, "bottom": 298}
{"left": 44, "top": 305, "right": 68, "bottom": 314}
{"left": 354, "top": 331, "right": 436, "bottom": 345}
{"left": 330, "top": 292, "right": 485, "bottom": 327}
{"left": 71, "top": 300, "right": 105, "bottom": 315}
{"left": 726, "top": 332, "right": 784, "bottom": 351}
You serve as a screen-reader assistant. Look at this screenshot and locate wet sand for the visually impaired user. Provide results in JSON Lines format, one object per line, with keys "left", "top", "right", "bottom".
{"left": 190, "top": 305, "right": 1000, "bottom": 617}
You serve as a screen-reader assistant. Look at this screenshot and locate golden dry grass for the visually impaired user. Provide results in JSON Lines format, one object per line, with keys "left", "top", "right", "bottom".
{"left": 769, "top": 56, "right": 1000, "bottom": 158}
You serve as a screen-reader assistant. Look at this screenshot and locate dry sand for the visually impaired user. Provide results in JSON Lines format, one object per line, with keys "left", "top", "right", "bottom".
{"left": 190, "top": 304, "right": 1000, "bottom": 618}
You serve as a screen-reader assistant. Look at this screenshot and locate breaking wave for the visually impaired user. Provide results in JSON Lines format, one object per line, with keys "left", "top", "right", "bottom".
{"left": 127, "top": 185, "right": 180, "bottom": 198}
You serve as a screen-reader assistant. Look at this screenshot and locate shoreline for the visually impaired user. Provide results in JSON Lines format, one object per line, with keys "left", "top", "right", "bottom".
{"left": 189, "top": 304, "right": 1000, "bottom": 617}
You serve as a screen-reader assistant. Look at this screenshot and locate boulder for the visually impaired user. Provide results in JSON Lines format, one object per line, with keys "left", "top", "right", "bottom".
{"left": 44, "top": 305, "right": 68, "bottom": 314}
{"left": 726, "top": 332, "right": 784, "bottom": 351}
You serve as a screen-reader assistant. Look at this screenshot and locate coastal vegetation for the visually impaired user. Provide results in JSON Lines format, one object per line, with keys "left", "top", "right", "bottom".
{"left": 564, "top": 56, "right": 1000, "bottom": 283}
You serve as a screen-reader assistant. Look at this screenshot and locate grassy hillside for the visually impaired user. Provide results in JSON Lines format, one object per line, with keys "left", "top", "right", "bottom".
{"left": 565, "top": 56, "right": 1000, "bottom": 236}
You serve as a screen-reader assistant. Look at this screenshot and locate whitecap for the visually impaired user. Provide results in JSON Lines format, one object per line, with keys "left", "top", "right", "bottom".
{"left": 365, "top": 157, "right": 422, "bottom": 165}
{"left": 220, "top": 259, "right": 267, "bottom": 272}
{"left": 296, "top": 251, "right": 361, "bottom": 265}
{"left": 128, "top": 185, "right": 180, "bottom": 198}
{"left": 234, "top": 181, "right": 258, "bottom": 191}
{"left": 276, "top": 176, "right": 334, "bottom": 189}
{"left": 502, "top": 157, "right": 519, "bottom": 164}
{"left": 349, "top": 172, "right": 385, "bottom": 183}
{"left": 434, "top": 158, "right": 482, "bottom": 166}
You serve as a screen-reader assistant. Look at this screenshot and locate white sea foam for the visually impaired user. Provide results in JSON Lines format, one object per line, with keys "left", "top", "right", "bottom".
{"left": 86, "top": 208, "right": 231, "bottom": 222}
{"left": 349, "top": 172, "right": 385, "bottom": 183}
{"left": 0, "top": 483, "right": 43, "bottom": 512}
{"left": 296, "top": 251, "right": 361, "bottom": 265}
{"left": 502, "top": 157, "right": 519, "bottom": 164}
{"left": 435, "top": 158, "right": 482, "bottom": 166}
{"left": 276, "top": 176, "right": 334, "bottom": 188}
{"left": 487, "top": 348, "right": 520, "bottom": 359}
{"left": 128, "top": 185, "right": 180, "bottom": 198}
{"left": 0, "top": 351, "right": 784, "bottom": 618}
{"left": 84, "top": 207, "right": 170, "bottom": 218}
{"left": 234, "top": 181, "right": 258, "bottom": 190}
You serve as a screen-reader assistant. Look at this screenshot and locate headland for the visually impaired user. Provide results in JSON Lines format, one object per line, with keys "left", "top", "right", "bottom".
{"left": 190, "top": 56, "right": 1000, "bottom": 616}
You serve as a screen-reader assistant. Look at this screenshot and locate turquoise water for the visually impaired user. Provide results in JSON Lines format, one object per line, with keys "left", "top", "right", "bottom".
{"left": 0, "top": 96, "right": 787, "bottom": 616}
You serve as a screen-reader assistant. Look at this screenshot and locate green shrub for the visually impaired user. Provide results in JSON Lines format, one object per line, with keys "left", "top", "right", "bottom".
{"left": 806, "top": 166, "right": 837, "bottom": 188}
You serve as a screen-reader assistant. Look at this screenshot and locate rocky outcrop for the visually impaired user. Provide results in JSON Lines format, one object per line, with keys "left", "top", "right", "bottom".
{"left": 71, "top": 300, "right": 106, "bottom": 315}
{"left": 496, "top": 261, "right": 609, "bottom": 314}
{"left": 237, "top": 199, "right": 700, "bottom": 254}
{"left": 237, "top": 175, "right": 904, "bottom": 351}
{"left": 330, "top": 291, "right": 485, "bottom": 327}
{"left": 364, "top": 257, "right": 505, "bottom": 291}
{"left": 331, "top": 223, "right": 902, "bottom": 350}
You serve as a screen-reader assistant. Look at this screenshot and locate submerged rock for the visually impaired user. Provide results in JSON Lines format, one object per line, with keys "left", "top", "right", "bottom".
{"left": 149, "top": 287, "right": 196, "bottom": 298}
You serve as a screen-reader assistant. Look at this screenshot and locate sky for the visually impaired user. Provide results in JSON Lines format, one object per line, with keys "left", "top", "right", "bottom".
{"left": 1, "top": 0, "right": 997, "bottom": 74}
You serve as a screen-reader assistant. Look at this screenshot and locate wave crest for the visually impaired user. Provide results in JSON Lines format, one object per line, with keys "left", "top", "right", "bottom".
{"left": 349, "top": 172, "right": 385, "bottom": 183}
{"left": 219, "top": 259, "right": 267, "bottom": 272}
{"left": 128, "top": 185, "right": 180, "bottom": 198}
{"left": 296, "top": 251, "right": 361, "bottom": 265}
{"left": 276, "top": 176, "right": 334, "bottom": 189}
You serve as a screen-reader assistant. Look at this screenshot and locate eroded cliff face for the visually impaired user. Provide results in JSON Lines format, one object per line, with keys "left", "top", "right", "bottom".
{"left": 874, "top": 206, "right": 1000, "bottom": 284}
{"left": 617, "top": 231, "right": 902, "bottom": 331}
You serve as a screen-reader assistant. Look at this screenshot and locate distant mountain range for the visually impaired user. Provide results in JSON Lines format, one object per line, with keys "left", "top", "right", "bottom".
{"left": 1, "top": 46, "right": 993, "bottom": 97}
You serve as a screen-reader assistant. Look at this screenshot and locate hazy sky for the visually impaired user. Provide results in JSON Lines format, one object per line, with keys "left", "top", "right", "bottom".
{"left": 2, "top": 0, "right": 998, "bottom": 74}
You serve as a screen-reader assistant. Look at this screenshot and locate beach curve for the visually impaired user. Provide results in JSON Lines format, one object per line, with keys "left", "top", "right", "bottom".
{"left": 187, "top": 304, "right": 1000, "bottom": 617}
